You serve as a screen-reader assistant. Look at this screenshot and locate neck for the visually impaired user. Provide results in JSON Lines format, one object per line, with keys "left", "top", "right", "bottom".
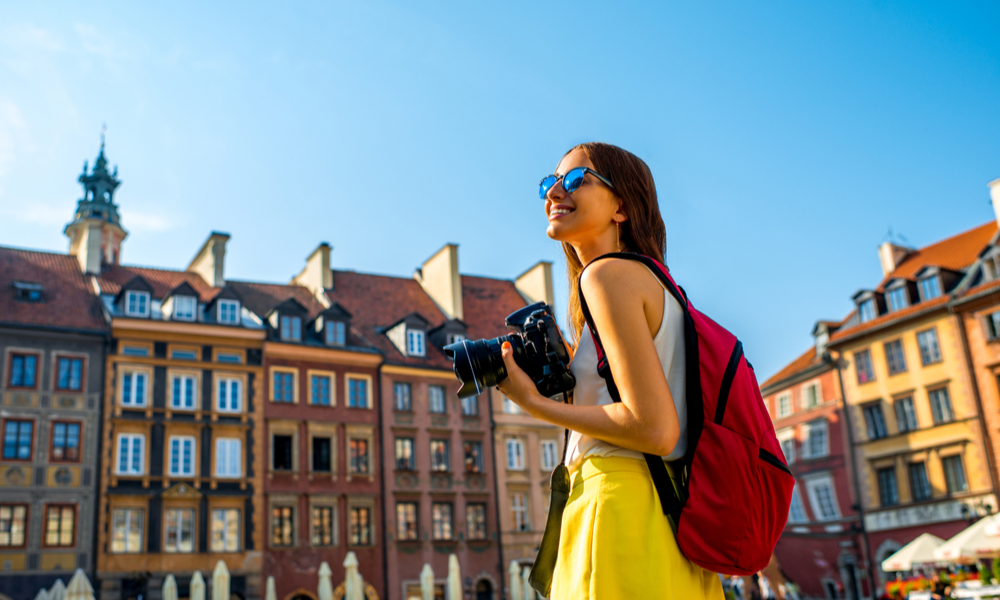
{"left": 571, "top": 228, "right": 619, "bottom": 266}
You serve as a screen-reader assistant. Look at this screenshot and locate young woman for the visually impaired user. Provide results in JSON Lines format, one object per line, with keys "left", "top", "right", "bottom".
{"left": 496, "top": 142, "right": 723, "bottom": 599}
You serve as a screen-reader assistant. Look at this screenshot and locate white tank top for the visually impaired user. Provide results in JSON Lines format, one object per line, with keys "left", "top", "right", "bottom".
{"left": 564, "top": 268, "right": 687, "bottom": 466}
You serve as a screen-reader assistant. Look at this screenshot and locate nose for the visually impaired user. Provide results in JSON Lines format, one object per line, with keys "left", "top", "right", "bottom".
{"left": 545, "top": 176, "right": 567, "bottom": 203}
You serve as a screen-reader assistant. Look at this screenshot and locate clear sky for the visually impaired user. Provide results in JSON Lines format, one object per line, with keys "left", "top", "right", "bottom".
{"left": 1, "top": 1, "right": 998, "bottom": 379}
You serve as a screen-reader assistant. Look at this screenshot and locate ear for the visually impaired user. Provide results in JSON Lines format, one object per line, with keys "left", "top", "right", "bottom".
{"left": 613, "top": 201, "right": 628, "bottom": 224}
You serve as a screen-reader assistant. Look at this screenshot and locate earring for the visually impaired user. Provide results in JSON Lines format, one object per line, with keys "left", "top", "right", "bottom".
{"left": 616, "top": 222, "right": 623, "bottom": 252}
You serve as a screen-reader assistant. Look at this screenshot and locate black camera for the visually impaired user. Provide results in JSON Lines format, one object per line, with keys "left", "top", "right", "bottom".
{"left": 443, "top": 302, "right": 575, "bottom": 399}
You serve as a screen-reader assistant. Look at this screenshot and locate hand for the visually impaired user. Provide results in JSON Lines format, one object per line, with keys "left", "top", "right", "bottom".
{"left": 496, "top": 341, "right": 543, "bottom": 414}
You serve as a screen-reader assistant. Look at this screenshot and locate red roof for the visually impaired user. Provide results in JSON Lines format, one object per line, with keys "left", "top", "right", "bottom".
{"left": 0, "top": 246, "right": 107, "bottom": 332}
{"left": 227, "top": 280, "right": 328, "bottom": 321}
{"left": 761, "top": 347, "right": 822, "bottom": 391}
{"left": 96, "top": 264, "right": 221, "bottom": 302}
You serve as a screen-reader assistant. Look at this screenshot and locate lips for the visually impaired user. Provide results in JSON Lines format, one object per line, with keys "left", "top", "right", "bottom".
{"left": 548, "top": 204, "right": 575, "bottom": 221}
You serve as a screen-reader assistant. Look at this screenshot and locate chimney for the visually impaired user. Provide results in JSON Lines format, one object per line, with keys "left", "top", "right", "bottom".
{"left": 187, "top": 232, "right": 230, "bottom": 288}
{"left": 990, "top": 177, "right": 1000, "bottom": 228}
{"left": 415, "top": 243, "right": 463, "bottom": 320}
{"left": 515, "top": 261, "right": 555, "bottom": 309}
{"left": 812, "top": 321, "right": 832, "bottom": 358}
{"left": 878, "top": 242, "right": 911, "bottom": 277}
{"left": 292, "top": 243, "right": 333, "bottom": 303}
{"left": 68, "top": 221, "right": 104, "bottom": 275}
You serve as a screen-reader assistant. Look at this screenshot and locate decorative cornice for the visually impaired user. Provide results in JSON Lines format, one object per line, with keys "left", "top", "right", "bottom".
{"left": 112, "top": 318, "right": 266, "bottom": 340}
{"left": 263, "top": 341, "right": 381, "bottom": 366}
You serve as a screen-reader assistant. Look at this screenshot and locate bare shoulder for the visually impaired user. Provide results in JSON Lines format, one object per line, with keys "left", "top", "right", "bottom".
{"left": 580, "top": 258, "right": 661, "bottom": 304}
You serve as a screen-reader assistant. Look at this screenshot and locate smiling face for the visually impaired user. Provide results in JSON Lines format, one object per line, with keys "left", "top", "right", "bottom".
{"left": 544, "top": 148, "right": 624, "bottom": 254}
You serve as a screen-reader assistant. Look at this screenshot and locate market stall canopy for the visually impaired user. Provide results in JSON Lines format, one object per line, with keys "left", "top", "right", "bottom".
{"left": 934, "top": 514, "right": 1000, "bottom": 562}
{"left": 881, "top": 533, "right": 946, "bottom": 571}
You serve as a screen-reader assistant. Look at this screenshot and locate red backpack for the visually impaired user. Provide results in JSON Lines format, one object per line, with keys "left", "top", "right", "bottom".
{"left": 579, "top": 253, "right": 793, "bottom": 575}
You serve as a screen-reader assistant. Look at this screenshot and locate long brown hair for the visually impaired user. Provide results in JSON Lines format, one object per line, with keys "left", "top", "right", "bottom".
{"left": 561, "top": 142, "right": 666, "bottom": 342}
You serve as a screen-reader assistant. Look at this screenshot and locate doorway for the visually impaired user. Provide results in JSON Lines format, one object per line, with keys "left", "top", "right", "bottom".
{"left": 475, "top": 580, "right": 492, "bottom": 600}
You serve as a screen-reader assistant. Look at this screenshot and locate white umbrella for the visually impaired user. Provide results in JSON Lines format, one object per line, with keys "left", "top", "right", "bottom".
{"left": 212, "top": 561, "right": 230, "bottom": 600}
{"left": 446, "top": 554, "right": 461, "bottom": 600}
{"left": 344, "top": 552, "right": 363, "bottom": 600}
{"left": 935, "top": 514, "right": 1000, "bottom": 562}
{"left": 34, "top": 589, "right": 49, "bottom": 600}
{"left": 265, "top": 577, "right": 277, "bottom": 600}
{"left": 191, "top": 572, "right": 206, "bottom": 600}
{"left": 49, "top": 580, "right": 67, "bottom": 600}
{"left": 66, "top": 570, "right": 95, "bottom": 600}
{"left": 881, "top": 533, "right": 946, "bottom": 571}
{"left": 161, "top": 576, "right": 178, "bottom": 600}
{"left": 318, "top": 561, "right": 334, "bottom": 600}
{"left": 508, "top": 561, "right": 522, "bottom": 600}
{"left": 420, "top": 564, "right": 435, "bottom": 600}
{"left": 521, "top": 566, "right": 534, "bottom": 600}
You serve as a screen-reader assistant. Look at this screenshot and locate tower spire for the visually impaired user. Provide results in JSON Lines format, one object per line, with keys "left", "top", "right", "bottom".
{"left": 64, "top": 136, "right": 128, "bottom": 274}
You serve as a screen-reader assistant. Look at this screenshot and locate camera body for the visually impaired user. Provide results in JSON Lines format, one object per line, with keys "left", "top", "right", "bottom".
{"left": 443, "top": 302, "right": 575, "bottom": 399}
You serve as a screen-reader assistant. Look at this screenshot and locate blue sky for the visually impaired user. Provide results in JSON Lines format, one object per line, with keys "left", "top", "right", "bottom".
{"left": 1, "top": 1, "right": 998, "bottom": 379}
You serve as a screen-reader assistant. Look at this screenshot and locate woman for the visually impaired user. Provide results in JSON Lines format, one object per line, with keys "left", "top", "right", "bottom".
{"left": 497, "top": 142, "right": 724, "bottom": 599}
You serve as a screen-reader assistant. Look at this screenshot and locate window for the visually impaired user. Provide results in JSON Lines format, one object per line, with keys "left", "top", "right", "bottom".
{"left": 121, "top": 371, "right": 148, "bottom": 407}
{"left": 164, "top": 508, "right": 194, "bottom": 552}
{"left": 863, "top": 404, "right": 888, "bottom": 440}
{"left": 429, "top": 385, "right": 446, "bottom": 414}
{"left": 0, "top": 505, "right": 27, "bottom": 547}
{"left": 217, "top": 377, "right": 242, "bottom": 413}
{"left": 2, "top": 420, "right": 32, "bottom": 460}
{"left": 430, "top": 440, "right": 450, "bottom": 472}
{"left": 777, "top": 393, "right": 792, "bottom": 418}
{"left": 877, "top": 467, "right": 899, "bottom": 507}
{"left": 802, "top": 420, "right": 828, "bottom": 459}
{"left": 779, "top": 434, "right": 796, "bottom": 465}
{"left": 12, "top": 281, "right": 44, "bottom": 302}
{"left": 217, "top": 300, "right": 240, "bottom": 324}
{"left": 312, "top": 506, "right": 336, "bottom": 546}
{"left": 349, "top": 506, "right": 372, "bottom": 546}
{"left": 788, "top": 486, "right": 808, "bottom": 524}
{"left": 168, "top": 437, "right": 195, "bottom": 476}
{"left": 929, "top": 387, "right": 954, "bottom": 425}
{"left": 56, "top": 357, "right": 83, "bottom": 391}
{"left": 217, "top": 352, "right": 242, "bottom": 364}
{"left": 506, "top": 438, "right": 525, "bottom": 470}
{"left": 396, "top": 502, "right": 418, "bottom": 541}
{"left": 407, "top": 329, "right": 425, "bottom": 356}
{"left": 466, "top": 504, "right": 487, "bottom": 540}
{"left": 855, "top": 349, "right": 875, "bottom": 384}
{"left": 111, "top": 508, "right": 143, "bottom": 553}
{"left": 447, "top": 333, "right": 466, "bottom": 345}
{"left": 273, "top": 435, "right": 293, "bottom": 471}
{"left": 541, "top": 440, "right": 559, "bottom": 470}
{"left": 394, "top": 383, "right": 412, "bottom": 411}
{"left": 348, "top": 376, "right": 369, "bottom": 408}
{"left": 273, "top": 371, "right": 295, "bottom": 403}
{"left": 917, "top": 329, "right": 942, "bottom": 365}
{"left": 312, "top": 437, "right": 332, "bottom": 472}
{"left": 919, "top": 275, "right": 941, "bottom": 301}
{"left": 51, "top": 422, "right": 81, "bottom": 462}
{"left": 310, "top": 374, "right": 332, "bottom": 406}
{"left": 170, "top": 375, "right": 196, "bottom": 410}
{"left": 943, "top": 456, "right": 968, "bottom": 495}
{"left": 884, "top": 340, "right": 907, "bottom": 375}
{"left": 121, "top": 345, "right": 150, "bottom": 357}
{"left": 173, "top": 296, "right": 196, "bottom": 321}
{"left": 45, "top": 508, "right": 77, "bottom": 547}
{"left": 461, "top": 395, "right": 478, "bottom": 416}
{"left": 280, "top": 315, "right": 302, "bottom": 341}
{"left": 909, "top": 462, "right": 932, "bottom": 502}
{"left": 894, "top": 397, "right": 918, "bottom": 433}
{"left": 805, "top": 477, "right": 840, "bottom": 521}
{"left": 858, "top": 298, "right": 877, "bottom": 323}
{"left": 117, "top": 434, "right": 145, "bottom": 475}
{"left": 326, "top": 321, "right": 346, "bottom": 346}
{"left": 886, "top": 287, "right": 908, "bottom": 313}
{"left": 349, "top": 438, "right": 369, "bottom": 475}
{"left": 988, "top": 311, "right": 1000, "bottom": 341}
{"left": 395, "top": 438, "right": 415, "bottom": 470}
{"left": 803, "top": 383, "right": 820, "bottom": 408}
{"left": 431, "top": 503, "right": 453, "bottom": 540}
{"left": 503, "top": 396, "right": 522, "bottom": 415}
{"left": 272, "top": 506, "right": 294, "bottom": 547}
{"left": 171, "top": 349, "right": 198, "bottom": 360}
{"left": 8, "top": 353, "right": 37, "bottom": 388}
{"left": 215, "top": 438, "right": 242, "bottom": 478}
{"left": 211, "top": 508, "right": 240, "bottom": 552}
{"left": 511, "top": 493, "right": 529, "bottom": 531}
{"left": 464, "top": 441, "right": 484, "bottom": 473}
{"left": 125, "top": 291, "right": 150, "bottom": 317}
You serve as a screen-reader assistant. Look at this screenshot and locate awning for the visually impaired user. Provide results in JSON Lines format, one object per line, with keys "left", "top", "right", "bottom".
{"left": 880, "top": 533, "right": 946, "bottom": 571}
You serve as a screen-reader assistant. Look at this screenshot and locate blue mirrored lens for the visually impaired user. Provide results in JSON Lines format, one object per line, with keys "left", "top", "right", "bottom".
{"left": 563, "top": 168, "right": 586, "bottom": 193}
{"left": 539, "top": 175, "right": 557, "bottom": 199}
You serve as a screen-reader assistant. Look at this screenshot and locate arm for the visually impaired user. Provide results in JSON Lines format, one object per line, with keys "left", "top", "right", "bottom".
{"left": 497, "top": 258, "right": 680, "bottom": 456}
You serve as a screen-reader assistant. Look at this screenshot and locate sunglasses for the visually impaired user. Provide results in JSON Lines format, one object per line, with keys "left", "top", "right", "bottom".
{"left": 539, "top": 167, "right": 615, "bottom": 200}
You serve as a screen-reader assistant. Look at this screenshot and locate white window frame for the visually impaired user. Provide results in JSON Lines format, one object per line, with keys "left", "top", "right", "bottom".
{"left": 171, "top": 374, "right": 198, "bottom": 410}
{"left": 173, "top": 296, "right": 197, "bottom": 321}
{"left": 447, "top": 333, "right": 466, "bottom": 345}
{"left": 511, "top": 492, "right": 529, "bottom": 531}
{"left": 111, "top": 508, "right": 144, "bottom": 553}
{"left": 506, "top": 438, "right": 525, "bottom": 470}
{"left": 777, "top": 393, "right": 792, "bottom": 418}
{"left": 346, "top": 375, "right": 371, "bottom": 409}
{"left": 217, "top": 300, "right": 240, "bottom": 325}
{"left": 116, "top": 434, "right": 145, "bottom": 475}
{"left": 125, "top": 291, "right": 150, "bottom": 317}
{"left": 788, "top": 484, "right": 808, "bottom": 524}
{"left": 217, "top": 377, "right": 242, "bottom": 413}
{"left": 280, "top": 315, "right": 302, "bottom": 341}
{"left": 802, "top": 381, "right": 821, "bottom": 408}
{"left": 502, "top": 395, "right": 522, "bottom": 415}
{"left": 210, "top": 508, "right": 240, "bottom": 552}
{"left": 428, "top": 385, "right": 446, "bottom": 414}
{"left": 804, "top": 474, "right": 841, "bottom": 521}
{"left": 886, "top": 286, "right": 908, "bottom": 313}
{"left": 777, "top": 428, "right": 796, "bottom": 465}
{"left": 121, "top": 371, "right": 148, "bottom": 407}
{"left": 407, "top": 329, "right": 425, "bottom": 357}
{"left": 164, "top": 508, "right": 195, "bottom": 553}
{"left": 919, "top": 275, "right": 942, "bottom": 301}
{"left": 326, "top": 321, "right": 346, "bottom": 346}
{"left": 215, "top": 438, "right": 242, "bottom": 478}
{"left": 541, "top": 440, "right": 559, "bottom": 470}
{"left": 168, "top": 436, "right": 196, "bottom": 476}
{"left": 858, "top": 298, "right": 877, "bottom": 323}
{"left": 801, "top": 419, "right": 829, "bottom": 459}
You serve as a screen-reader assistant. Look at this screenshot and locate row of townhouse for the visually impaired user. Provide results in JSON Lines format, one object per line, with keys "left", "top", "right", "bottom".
{"left": 761, "top": 176, "right": 1000, "bottom": 600}
{"left": 0, "top": 143, "right": 565, "bottom": 600}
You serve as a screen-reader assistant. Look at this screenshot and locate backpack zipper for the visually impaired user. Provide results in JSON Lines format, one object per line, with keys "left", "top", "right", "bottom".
{"left": 758, "top": 448, "right": 792, "bottom": 475}
{"left": 713, "top": 340, "right": 744, "bottom": 425}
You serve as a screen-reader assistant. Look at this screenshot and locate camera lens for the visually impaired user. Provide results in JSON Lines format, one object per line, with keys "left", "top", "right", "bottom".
{"left": 443, "top": 336, "right": 513, "bottom": 398}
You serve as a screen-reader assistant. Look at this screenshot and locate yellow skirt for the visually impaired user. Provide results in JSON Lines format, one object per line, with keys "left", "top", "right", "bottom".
{"left": 550, "top": 455, "right": 724, "bottom": 600}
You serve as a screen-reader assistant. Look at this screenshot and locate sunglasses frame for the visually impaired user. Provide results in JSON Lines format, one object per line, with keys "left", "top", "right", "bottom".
{"left": 539, "top": 167, "right": 615, "bottom": 200}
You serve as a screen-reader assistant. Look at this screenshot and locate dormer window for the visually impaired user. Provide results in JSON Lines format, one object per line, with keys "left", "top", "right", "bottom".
{"left": 447, "top": 334, "right": 466, "bottom": 345}
{"left": 886, "top": 285, "right": 909, "bottom": 313}
{"left": 280, "top": 315, "right": 302, "bottom": 341}
{"left": 173, "top": 296, "right": 196, "bottom": 321}
{"left": 326, "top": 321, "right": 346, "bottom": 346}
{"left": 125, "top": 291, "right": 150, "bottom": 317}
{"left": 984, "top": 252, "right": 1000, "bottom": 282}
{"left": 858, "top": 298, "right": 877, "bottom": 323}
{"left": 12, "top": 281, "right": 44, "bottom": 303}
{"left": 407, "top": 330, "right": 425, "bottom": 356}
{"left": 919, "top": 275, "right": 941, "bottom": 301}
{"left": 218, "top": 300, "right": 240, "bottom": 324}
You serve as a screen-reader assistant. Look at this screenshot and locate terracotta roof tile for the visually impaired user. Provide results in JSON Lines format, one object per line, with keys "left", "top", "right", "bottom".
{"left": 96, "top": 264, "right": 221, "bottom": 302}
{"left": 460, "top": 275, "right": 531, "bottom": 341}
{"left": 227, "top": 280, "right": 327, "bottom": 321}
{"left": 761, "top": 347, "right": 820, "bottom": 390}
{"left": 0, "top": 246, "right": 107, "bottom": 332}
